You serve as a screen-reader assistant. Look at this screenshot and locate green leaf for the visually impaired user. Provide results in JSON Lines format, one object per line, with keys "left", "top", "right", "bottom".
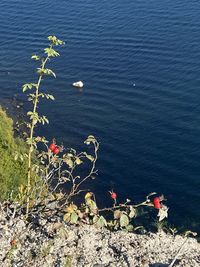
{"left": 70, "top": 212, "right": 78, "bottom": 224}
{"left": 126, "top": 224, "right": 134, "bottom": 232}
{"left": 96, "top": 216, "right": 107, "bottom": 228}
{"left": 93, "top": 215, "right": 99, "bottom": 224}
{"left": 120, "top": 214, "right": 129, "bottom": 227}
{"left": 86, "top": 199, "right": 97, "bottom": 214}
{"left": 65, "top": 158, "right": 74, "bottom": 168}
{"left": 48, "top": 36, "right": 65, "bottom": 46}
{"left": 14, "top": 151, "right": 18, "bottom": 161}
{"left": 27, "top": 111, "right": 33, "bottom": 116}
{"left": 44, "top": 47, "right": 60, "bottom": 57}
{"left": 31, "top": 54, "right": 40, "bottom": 60}
{"left": 84, "top": 136, "right": 96, "bottom": 145}
{"left": 63, "top": 213, "right": 71, "bottom": 222}
{"left": 42, "top": 116, "right": 49, "bottom": 124}
{"left": 75, "top": 157, "right": 83, "bottom": 165}
{"left": 84, "top": 153, "right": 94, "bottom": 162}
{"left": 129, "top": 206, "right": 136, "bottom": 218}
{"left": 46, "top": 69, "right": 56, "bottom": 78}
{"left": 22, "top": 83, "right": 33, "bottom": 92}
{"left": 45, "top": 94, "right": 55, "bottom": 100}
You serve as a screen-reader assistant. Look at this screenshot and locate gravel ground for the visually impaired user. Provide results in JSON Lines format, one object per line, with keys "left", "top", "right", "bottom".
{"left": 0, "top": 209, "right": 200, "bottom": 267}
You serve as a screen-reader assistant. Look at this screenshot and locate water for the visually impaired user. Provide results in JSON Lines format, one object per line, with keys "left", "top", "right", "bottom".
{"left": 0, "top": 0, "right": 200, "bottom": 233}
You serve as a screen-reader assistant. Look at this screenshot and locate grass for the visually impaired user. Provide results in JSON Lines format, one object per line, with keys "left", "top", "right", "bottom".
{"left": 0, "top": 106, "right": 28, "bottom": 199}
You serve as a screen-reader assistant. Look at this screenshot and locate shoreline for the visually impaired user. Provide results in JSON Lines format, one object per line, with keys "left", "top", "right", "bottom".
{"left": 0, "top": 205, "right": 200, "bottom": 267}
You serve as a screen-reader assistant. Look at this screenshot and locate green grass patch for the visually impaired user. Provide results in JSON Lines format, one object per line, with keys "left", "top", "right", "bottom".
{"left": 0, "top": 107, "right": 28, "bottom": 199}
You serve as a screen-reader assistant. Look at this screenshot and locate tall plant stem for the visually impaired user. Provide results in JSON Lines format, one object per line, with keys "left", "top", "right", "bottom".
{"left": 26, "top": 55, "right": 50, "bottom": 217}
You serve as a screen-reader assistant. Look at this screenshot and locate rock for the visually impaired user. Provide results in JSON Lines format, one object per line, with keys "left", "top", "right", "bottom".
{"left": 0, "top": 206, "right": 200, "bottom": 267}
{"left": 72, "top": 81, "right": 84, "bottom": 88}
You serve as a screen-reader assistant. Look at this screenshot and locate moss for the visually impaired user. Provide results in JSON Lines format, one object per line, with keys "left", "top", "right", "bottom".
{"left": 0, "top": 107, "right": 28, "bottom": 199}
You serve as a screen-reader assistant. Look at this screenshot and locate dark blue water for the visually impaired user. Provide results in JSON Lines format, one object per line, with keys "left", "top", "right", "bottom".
{"left": 0, "top": 0, "right": 200, "bottom": 233}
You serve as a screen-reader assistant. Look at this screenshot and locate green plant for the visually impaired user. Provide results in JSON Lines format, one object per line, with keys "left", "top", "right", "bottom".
{"left": 12, "top": 35, "right": 168, "bottom": 233}
{"left": 0, "top": 107, "right": 28, "bottom": 199}
{"left": 62, "top": 191, "right": 168, "bottom": 231}
{"left": 22, "top": 36, "right": 64, "bottom": 215}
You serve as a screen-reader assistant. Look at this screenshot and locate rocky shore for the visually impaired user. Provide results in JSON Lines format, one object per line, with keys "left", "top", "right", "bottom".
{"left": 0, "top": 207, "right": 199, "bottom": 267}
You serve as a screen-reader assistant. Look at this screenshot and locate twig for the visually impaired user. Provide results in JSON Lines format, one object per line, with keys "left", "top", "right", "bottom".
{"left": 99, "top": 201, "right": 152, "bottom": 212}
{"left": 168, "top": 238, "right": 188, "bottom": 267}
{"left": 169, "top": 231, "right": 197, "bottom": 267}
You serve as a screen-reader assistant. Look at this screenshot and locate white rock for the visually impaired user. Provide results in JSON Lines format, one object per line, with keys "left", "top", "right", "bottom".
{"left": 73, "top": 81, "right": 84, "bottom": 88}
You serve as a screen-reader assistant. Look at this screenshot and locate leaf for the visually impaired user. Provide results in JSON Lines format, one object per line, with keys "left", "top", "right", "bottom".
{"left": 70, "top": 212, "right": 78, "bottom": 224}
{"left": 84, "top": 135, "right": 96, "bottom": 145}
{"left": 45, "top": 94, "right": 55, "bottom": 100}
{"left": 86, "top": 199, "right": 97, "bottom": 214}
{"left": 43, "top": 68, "right": 56, "bottom": 78}
{"left": 114, "top": 210, "right": 121, "bottom": 219}
{"left": 126, "top": 224, "right": 134, "bottom": 232}
{"left": 19, "top": 154, "right": 24, "bottom": 162}
{"left": 14, "top": 151, "right": 18, "bottom": 161}
{"left": 75, "top": 157, "right": 83, "bottom": 165}
{"left": 157, "top": 205, "right": 168, "bottom": 221}
{"left": 85, "top": 192, "right": 93, "bottom": 199}
{"left": 65, "top": 158, "right": 73, "bottom": 168}
{"left": 31, "top": 54, "right": 40, "bottom": 60}
{"left": 54, "top": 192, "right": 64, "bottom": 200}
{"left": 93, "top": 215, "right": 99, "bottom": 224}
{"left": 48, "top": 35, "right": 65, "bottom": 46}
{"left": 65, "top": 204, "right": 78, "bottom": 214}
{"left": 44, "top": 47, "right": 60, "bottom": 57}
{"left": 120, "top": 214, "right": 129, "bottom": 227}
{"left": 96, "top": 216, "right": 107, "bottom": 228}
{"left": 63, "top": 213, "right": 71, "bottom": 222}
{"left": 129, "top": 206, "right": 136, "bottom": 218}
{"left": 22, "top": 83, "right": 33, "bottom": 92}
{"left": 85, "top": 154, "right": 94, "bottom": 162}
{"left": 66, "top": 153, "right": 74, "bottom": 158}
